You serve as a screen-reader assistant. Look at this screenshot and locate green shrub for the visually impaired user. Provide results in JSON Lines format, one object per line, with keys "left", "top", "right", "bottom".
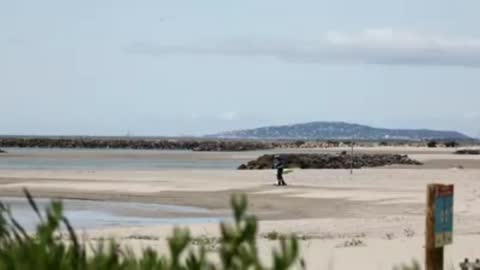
{"left": 444, "top": 141, "right": 459, "bottom": 148}
{"left": 0, "top": 190, "right": 303, "bottom": 270}
{"left": 427, "top": 140, "right": 438, "bottom": 148}
{"left": 264, "top": 231, "right": 282, "bottom": 241}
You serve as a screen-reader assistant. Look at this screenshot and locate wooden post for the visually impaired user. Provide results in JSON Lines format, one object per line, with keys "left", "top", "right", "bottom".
{"left": 426, "top": 184, "right": 444, "bottom": 270}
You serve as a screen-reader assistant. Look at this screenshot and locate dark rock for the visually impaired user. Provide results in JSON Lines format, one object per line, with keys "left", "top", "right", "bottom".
{"left": 237, "top": 164, "right": 248, "bottom": 170}
{"left": 239, "top": 153, "right": 422, "bottom": 170}
{"left": 0, "top": 149, "right": 5, "bottom": 153}
{"left": 455, "top": 149, "right": 480, "bottom": 155}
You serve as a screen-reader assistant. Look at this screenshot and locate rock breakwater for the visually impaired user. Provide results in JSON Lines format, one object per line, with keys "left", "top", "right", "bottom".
{"left": 238, "top": 153, "right": 422, "bottom": 169}
{"left": 0, "top": 138, "right": 273, "bottom": 152}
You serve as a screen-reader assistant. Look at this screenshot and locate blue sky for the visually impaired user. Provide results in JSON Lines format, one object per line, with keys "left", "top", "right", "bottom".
{"left": 1, "top": 0, "right": 480, "bottom": 137}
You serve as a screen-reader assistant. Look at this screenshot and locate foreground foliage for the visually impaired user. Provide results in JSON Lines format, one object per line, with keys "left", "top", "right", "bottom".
{"left": 0, "top": 190, "right": 302, "bottom": 270}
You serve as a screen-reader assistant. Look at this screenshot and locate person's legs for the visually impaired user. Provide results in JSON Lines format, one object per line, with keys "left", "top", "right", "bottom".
{"left": 280, "top": 176, "right": 287, "bottom": 186}
{"left": 276, "top": 168, "right": 282, "bottom": 185}
{"left": 277, "top": 168, "right": 286, "bottom": 186}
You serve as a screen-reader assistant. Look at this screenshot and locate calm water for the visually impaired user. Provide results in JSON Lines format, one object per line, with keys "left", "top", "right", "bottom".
{"left": 0, "top": 148, "right": 250, "bottom": 170}
{"left": 1, "top": 197, "right": 227, "bottom": 230}
{"left": 0, "top": 148, "right": 235, "bottom": 229}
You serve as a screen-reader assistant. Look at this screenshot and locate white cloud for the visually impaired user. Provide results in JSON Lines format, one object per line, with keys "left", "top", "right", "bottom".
{"left": 325, "top": 29, "right": 480, "bottom": 49}
{"left": 127, "top": 29, "right": 480, "bottom": 67}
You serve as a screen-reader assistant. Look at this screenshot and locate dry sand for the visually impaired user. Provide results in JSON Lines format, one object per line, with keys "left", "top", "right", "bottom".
{"left": 1, "top": 147, "right": 480, "bottom": 269}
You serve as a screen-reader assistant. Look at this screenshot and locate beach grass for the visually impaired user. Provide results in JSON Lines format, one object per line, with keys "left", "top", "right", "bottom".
{"left": 0, "top": 189, "right": 302, "bottom": 270}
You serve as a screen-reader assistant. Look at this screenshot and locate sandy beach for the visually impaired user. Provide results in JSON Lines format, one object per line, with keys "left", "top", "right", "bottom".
{"left": 1, "top": 147, "right": 479, "bottom": 269}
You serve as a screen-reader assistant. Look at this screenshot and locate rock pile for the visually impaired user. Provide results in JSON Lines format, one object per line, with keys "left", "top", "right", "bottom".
{"left": 238, "top": 153, "right": 422, "bottom": 170}
{"left": 0, "top": 138, "right": 273, "bottom": 152}
{"left": 455, "top": 149, "right": 480, "bottom": 155}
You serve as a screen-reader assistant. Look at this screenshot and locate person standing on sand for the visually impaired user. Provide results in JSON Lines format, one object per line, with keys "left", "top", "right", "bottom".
{"left": 273, "top": 155, "right": 287, "bottom": 186}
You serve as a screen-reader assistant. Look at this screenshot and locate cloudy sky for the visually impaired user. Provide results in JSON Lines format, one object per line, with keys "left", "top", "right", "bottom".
{"left": 1, "top": 0, "right": 480, "bottom": 137}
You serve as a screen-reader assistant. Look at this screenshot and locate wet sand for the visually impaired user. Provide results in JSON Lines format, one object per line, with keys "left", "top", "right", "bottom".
{"left": 3, "top": 197, "right": 224, "bottom": 231}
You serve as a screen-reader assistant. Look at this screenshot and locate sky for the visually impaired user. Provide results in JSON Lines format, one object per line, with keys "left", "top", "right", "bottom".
{"left": 1, "top": 0, "right": 480, "bottom": 137}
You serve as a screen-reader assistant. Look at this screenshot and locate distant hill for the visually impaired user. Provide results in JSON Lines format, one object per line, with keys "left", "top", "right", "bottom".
{"left": 207, "top": 122, "right": 472, "bottom": 141}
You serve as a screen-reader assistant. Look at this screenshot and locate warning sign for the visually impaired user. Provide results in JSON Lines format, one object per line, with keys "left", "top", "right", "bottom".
{"left": 434, "top": 185, "right": 454, "bottom": 248}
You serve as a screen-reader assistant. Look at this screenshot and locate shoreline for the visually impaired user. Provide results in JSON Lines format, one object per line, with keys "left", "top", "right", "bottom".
{"left": 1, "top": 167, "right": 478, "bottom": 220}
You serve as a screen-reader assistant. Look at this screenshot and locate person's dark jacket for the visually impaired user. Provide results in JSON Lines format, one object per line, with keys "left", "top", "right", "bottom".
{"left": 273, "top": 158, "right": 286, "bottom": 169}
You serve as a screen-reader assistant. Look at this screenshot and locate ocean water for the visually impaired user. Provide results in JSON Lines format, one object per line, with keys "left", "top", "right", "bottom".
{"left": 0, "top": 197, "right": 227, "bottom": 231}
{"left": 0, "top": 148, "right": 250, "bottom": 170}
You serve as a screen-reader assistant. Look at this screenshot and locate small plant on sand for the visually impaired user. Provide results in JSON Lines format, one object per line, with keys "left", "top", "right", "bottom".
{"left": 384, "top": 233, "right": 395, "bottom": 240}
{"left": 403, "top": 228, "right": 415, "bottom": 238}
{"left": 265, "top": 231, "right": 282, "bottom": 241}
{"left": 336, "top": 238, "right": 366, "bottom": 248}
{"left": 0, "top": 190, "right": 302, "bottom": 270}
{"left": 263, "top": 232, "right": 311, "bottom": 242}
{"left": 124, "top": 234, "right": 160, "bottom": 241}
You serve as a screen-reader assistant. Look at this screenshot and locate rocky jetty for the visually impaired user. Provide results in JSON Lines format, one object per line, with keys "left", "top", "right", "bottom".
{"left": 238, "top": 153, "right": 422, "bottom": 170}
{"left": 455, "top": 149, "right": 480, "bottom": 155}
{"left": 191, "top": 141, "right": 273, "bottom": 152}
{"left": 0, "top": 138, "right": 273, "bottom": 152}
